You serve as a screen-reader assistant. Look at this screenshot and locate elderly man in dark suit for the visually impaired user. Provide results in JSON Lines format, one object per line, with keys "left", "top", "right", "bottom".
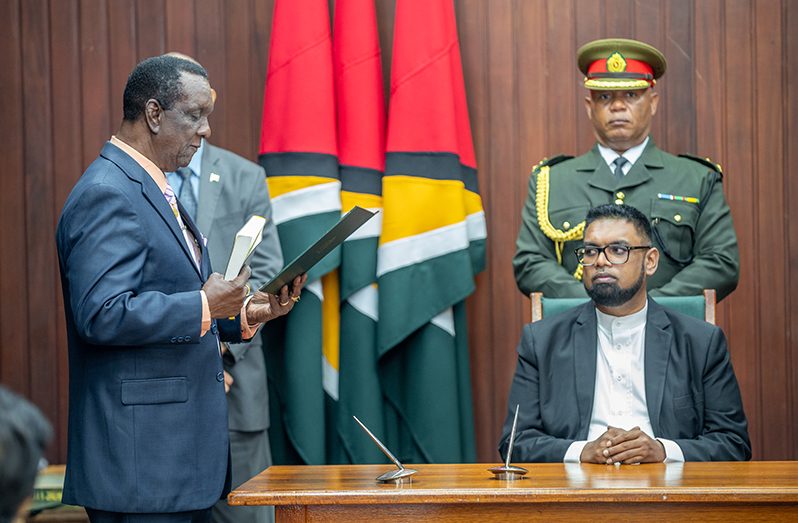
{"left": 56, "top": 55, "right": 302, "bottom": 522}
{"left": 168, "top": 136, "right": 283, "bottom": 523}
{"left": 500, "top": 203, "right": 750, "bottom": 464}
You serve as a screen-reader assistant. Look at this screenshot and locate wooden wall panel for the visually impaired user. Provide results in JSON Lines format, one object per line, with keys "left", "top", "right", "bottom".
{"left": 136, "top": 0, "right": 166, "bottom": 59}
{"left": 223, "top": 0, "right": 256, "bottom": 159}
{"left": 508, "top": 0, "right": 547, "bottom": 447}
{"left": 753, "top": 0, "right": 789, "bottom": 458}
{"left": 165, "top": 0, "right": 196, "bottom": 54}
{"left": 195, "top": 0, "right": 228, "bottom": 148}
{"left": 723, "top": 0, "right": 762, "bottom": 458}
{"left": 575, "top": 0, "right": 603, "bottom": 146}
{"left": 457, "top": 0, "right": 494, "bottom": 459}
{"left": 661, "top": 0, "right": 695, "bottom": 154}
{"left": 546, "top": 0, "right": 579, "bottom": 155}
{"left": 634, "top": 0, "right": 665, "bottom": 143}
{"left": 108, "top": 0, "right": 139, "bottom": 124}
{"left": 249, "top": 0, "right": 273, "bottom": 160}
{"left": 787, "top": 0, "right": 798, "bottom": 462}
{"left": 21, "top": 0, "right": 60, "bottom": 455}
{"left": 482, "top": 0, "right": 515, "bottom": 452}
{"left": 80, "top": 0, "right": 113, "bottom": 168}
{"left": 0, "top": 0, "right": 28, "bottom": 397}
{"left": 1, "top": 0, "right": 796, "bottom": 465}
{"left": 693, "top": 0, "right": 728, "bottom": 329}
{"left": 48, "top": 0, "right": 82, "bottom": 460}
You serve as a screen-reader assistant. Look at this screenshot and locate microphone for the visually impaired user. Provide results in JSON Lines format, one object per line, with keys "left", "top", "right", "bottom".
{"left": 353, "top": 415, "right": 417, "bottom": 484}
{"left": 488, "top": 404, "right": 528, "bottom": 480}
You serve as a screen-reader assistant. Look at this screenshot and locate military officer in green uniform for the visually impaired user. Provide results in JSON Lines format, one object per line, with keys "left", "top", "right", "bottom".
{"left": 514, "top": 38, "right": 739, "bottom": 300}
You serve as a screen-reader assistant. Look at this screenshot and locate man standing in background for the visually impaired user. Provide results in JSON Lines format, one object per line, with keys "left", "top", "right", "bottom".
{"left": 514, "top": 38, "right": 739, "bottom": 301}
{"left": 164, "top": 51, "right": 287, "bottom": 523}
{"left": 168, "top": 135, "right": 284, "bottom": 523}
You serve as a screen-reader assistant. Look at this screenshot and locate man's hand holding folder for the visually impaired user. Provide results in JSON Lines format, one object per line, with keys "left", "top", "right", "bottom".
{"left": 246, "top": 274, "right": 308, "bottom": 325}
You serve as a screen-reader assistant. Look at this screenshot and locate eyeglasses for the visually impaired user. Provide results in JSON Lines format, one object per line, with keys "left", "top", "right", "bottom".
{"left": 575, "top": 244, "right": 651, "bottom": 266}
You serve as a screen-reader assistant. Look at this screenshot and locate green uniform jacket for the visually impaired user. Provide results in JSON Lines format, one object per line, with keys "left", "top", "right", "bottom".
{"left": 513, "top": 139, "right": 739, "bottom": 300}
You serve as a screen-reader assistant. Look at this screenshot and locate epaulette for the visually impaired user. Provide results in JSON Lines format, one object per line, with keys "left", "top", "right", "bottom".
{"left": 678, "top": 154, "right": 724, "bottom": 179}
{"left": 532, "top": 154, "right": 573, "bottom": 172}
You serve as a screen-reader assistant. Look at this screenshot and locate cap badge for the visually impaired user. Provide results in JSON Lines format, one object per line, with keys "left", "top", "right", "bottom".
{"left": 606, "top": 51, "right": 627, "bottom": 73}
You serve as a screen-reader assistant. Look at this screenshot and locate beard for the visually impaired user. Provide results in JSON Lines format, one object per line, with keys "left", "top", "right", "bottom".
{"left": 586, "top": 263, "right": 645, "bottom": 307}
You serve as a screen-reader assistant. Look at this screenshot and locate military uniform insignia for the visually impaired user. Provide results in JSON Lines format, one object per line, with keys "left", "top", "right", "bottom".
{"left": 658, "top": 193, "right": 700, "bottom": 205}
{"left": 606, "top": 51, "right": 627, "bottom": 73}
{"left": 532, "top": 154, "right": 573, "bottom": 173}
{"left": 578, "top": 38, "right": 665, "bottom": 90}
{"left": 532, "top": 154, "right": 583, "bottom": 280}
{"left": 678, "top": 154, "right": 724, "bottom": 178}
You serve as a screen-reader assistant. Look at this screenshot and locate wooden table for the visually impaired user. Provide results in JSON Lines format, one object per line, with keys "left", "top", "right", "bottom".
{"left": 229, "top": 461, "right": 798, "bottom": 522}
{"left": 26, "top": 465, "right": 88, "bottom": 522}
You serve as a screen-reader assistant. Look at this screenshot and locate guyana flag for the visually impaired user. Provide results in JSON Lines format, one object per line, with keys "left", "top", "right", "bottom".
{"left": 260, "top": 0, "right": 340, "bottom": 465}
{"left": 376, "top": 0, "right": 486, "bottom": 463}
{"left": 332, "top": 0, "right": 388, "bottom": 464}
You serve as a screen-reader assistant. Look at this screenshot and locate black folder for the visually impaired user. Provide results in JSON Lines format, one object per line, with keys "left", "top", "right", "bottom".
{"left": 259, "top": 206, "right": 377, "bottom": 294}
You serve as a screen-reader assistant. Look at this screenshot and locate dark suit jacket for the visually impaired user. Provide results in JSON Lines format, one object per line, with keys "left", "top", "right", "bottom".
{"left": 56, "top": 142, "right": 240, "bottom": 512}
{"left": 499, "top": 298, "right": 750, "bottom": 462}
{"left": 196, "top": 143, "right": 283, "bottom": 432}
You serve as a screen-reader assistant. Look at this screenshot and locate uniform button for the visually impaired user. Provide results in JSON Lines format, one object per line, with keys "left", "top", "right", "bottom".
{"left": 562, "top": 221, "right": 571, "bottom": 230}
{"left": 616, "top": 375, "right": 622, "bottom": 382}
{"left": 615, "top": 344, "right": 622, "bottom": 350}
{"left": 615, "top": 199, "right": 624, "bottom": 205}
{"left": 170, "top": 337, "right": 177, "bottom": 343}
{"left": 674, "top": 214, "right": 682, "bottom": 222}
{"left": 616, "top": 192, "right": 625, "bottom": 199}
{"left": 177, "top": 336, "right": 184, "bottom": 343}
{"left": 185, "top": 335, "right": 192, "bottom": 342}
{"left": 216, "top": 371, "right": 224, "bottom": 382}
{"left": 211, "top": 324, "right": 218, "bottom": 335}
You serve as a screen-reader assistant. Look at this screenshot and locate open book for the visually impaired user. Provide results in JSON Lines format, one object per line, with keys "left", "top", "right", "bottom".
{"left": 224, "top": 215, "right": 267, "bottom": 280}
{"left": 259, "top": 206, "right": 377, "bottom": 294}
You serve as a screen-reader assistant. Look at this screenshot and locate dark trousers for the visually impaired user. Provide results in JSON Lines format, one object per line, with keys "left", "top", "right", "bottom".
{"left": 86, "top": 508, "right": 213, "bottom": 523}
{"left": 211, "top": 429, "right": 274, "bottom": 523}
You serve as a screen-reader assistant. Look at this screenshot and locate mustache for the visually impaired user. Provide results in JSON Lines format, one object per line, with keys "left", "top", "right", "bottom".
{"left": 591, "top": 272, "right": 617, "bottom": 283}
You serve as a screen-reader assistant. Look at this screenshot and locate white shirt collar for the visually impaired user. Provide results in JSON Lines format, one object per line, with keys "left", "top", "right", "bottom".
{"left": 595, "top": 300, "right": 648, "bottom": 335}
{"left": 597, "top": 136, "right": 649, "bottom": 173}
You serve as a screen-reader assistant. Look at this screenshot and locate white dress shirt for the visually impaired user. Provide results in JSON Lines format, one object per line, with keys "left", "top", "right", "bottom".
{"left": 597, "top": 136, "right": 649, "bottom": 176}
{"left": 563, "top": 302, "right": 685, "bottom": 463}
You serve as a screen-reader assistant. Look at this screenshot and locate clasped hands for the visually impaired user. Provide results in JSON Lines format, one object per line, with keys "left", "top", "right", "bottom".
{"left": 580, "top": 425, "right": 666, "bottom": 465}
{"left": 202, "top": 266, "right": 308, "bottom": 324}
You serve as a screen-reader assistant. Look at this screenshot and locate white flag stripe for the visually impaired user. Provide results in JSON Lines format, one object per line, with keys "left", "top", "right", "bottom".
{"left": 377, "top": 220, "right": 469, "bottom": 276}
{"left": 271, "top": 181, "right": 342, "bottom": 225}
{"left": 322, "top": 356, "right": 339, "bottom": 400}
{"left": 344, "top": 208, "right": 382, "bottom": 241}
{"left": 305, "top": 278, "right": 323, "bottom": 301}
{"left": 346, "top": 283, "right": 379, "bottom": 321}
{"left": 430, "top": 307, "right": 455, "bottom": 337}
{"left": 466, "top": 210, "right": 487, "bottom": 241}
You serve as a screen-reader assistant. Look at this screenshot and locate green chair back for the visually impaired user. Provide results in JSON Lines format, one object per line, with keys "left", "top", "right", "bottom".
{"left": 532, "top": 290, "right": 715, "bottom": 325}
